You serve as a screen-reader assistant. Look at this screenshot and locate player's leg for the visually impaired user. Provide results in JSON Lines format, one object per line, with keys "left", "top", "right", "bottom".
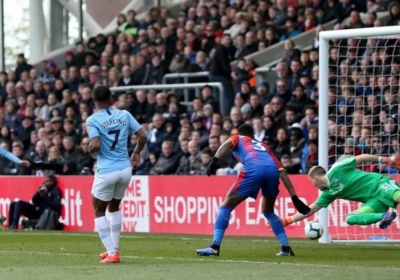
{"left": 8, "top": 201, "right": 41, "bottom": 229}
{"left": 375, "top": 180, "right": 400, "bottom": 229}
{"left": 196, "top": 171, "right": 251, "bottom": 256}
{"left": 108, "top": 168, "right": 132, "bottom": 253}
{"left": 99, "top": 168, "right": 132, "bottom": 264}
{"left": 260, "top": 172, "right": 293, "bottom": 256}
{"left": 262, "top": 197, "right": 293, "bottom": 256}
{"left": 92, "top": 173, "right": 118, "bottom": 262}
{"left": 6, "top": 202, "right": 16, "bottom": 229}
{"left": 345, "top": 199, "right": 395, "bottom": 229}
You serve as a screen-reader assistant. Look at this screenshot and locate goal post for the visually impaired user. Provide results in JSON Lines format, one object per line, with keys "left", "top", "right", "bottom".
{"left": 318, "top": 26, "right": 400, "bottom": 244}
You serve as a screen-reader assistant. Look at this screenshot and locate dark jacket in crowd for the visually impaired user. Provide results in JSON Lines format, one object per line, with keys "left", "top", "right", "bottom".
{"left": 209, "top": 45, "right": 231, "bottom": 78}
{"left": 149, "top": 153, "right": 180, "bottom": 175}
{"left": 32, "top": 185, "right": 62, "bottom": 216}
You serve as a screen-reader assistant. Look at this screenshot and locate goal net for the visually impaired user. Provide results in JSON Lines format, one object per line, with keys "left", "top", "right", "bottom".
{"left": 318, "top": 26, "right": 400, "bottom": 243}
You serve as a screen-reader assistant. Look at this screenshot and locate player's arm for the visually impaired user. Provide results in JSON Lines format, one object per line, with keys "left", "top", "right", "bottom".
{"left": 279, "top": 191, "right": 334, "bottom": 227}
{"left": 214, "top": 139, "right": 234, "bottom": 159}
{"left": 133, "top": 129, "right": 147, "bottom": 155}
{"left": 263, "top": 144, "right": 311, "bottom": 215}
{"left": 280, "top": 169, "right": 311, "bottom": 215}
{"left": 0, "top": 146, "right": 30, "bottom": 166}
{"left": 354, "top": 154, "right": 389, "bottom": 164}
{"left": 206, "top": 138, "right": 234, "bottom": 176}
{"left": 280, "top": 170, "right": 296, "bottom": 197}
{"left": 273, "top": 203, "right": 323, "bottom": 227}
{"left": 86, "top": 118, "right": 101, "bottom": 155}
{"left": 127, "top": 112, "right": 147, "bottom": 166}
{"left": 290, "top": 203, "right": 322, "bottom": 223}
{"left": 127, "top": 112, "right": 147, "bottom": 155}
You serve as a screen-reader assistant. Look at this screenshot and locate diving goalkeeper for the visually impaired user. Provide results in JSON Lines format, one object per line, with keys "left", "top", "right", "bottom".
{"left": 277, "top": 155, "right": 400, "bottom": 229}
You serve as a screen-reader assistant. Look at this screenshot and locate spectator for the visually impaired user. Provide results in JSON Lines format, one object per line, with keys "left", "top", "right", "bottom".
{"left": 147, "top": 113, "right": 166, "bottom": 153}
{"left": 274, "top": 128, "right": 291, "bottom": 160}
{"left": 62, "top": 136, "right": 82, "bottom": 174}
{"left": 209, "top": 35, "right": 235, "bottom": 115}
{"left": 149, "top": 140, "right": 180, "bottom": 175}
{"left": 15, "top": 54, "right": 33, "bottom": 82}
{"left": 280, "top": 20, "right": 301, "bottom": 41}
{"left": 302, "top": 139, "right": 318, "bottom": 173}
{"left": 6, "top": 174, "right": 61, "bottom": 229}
{"left": 118, "top": 65, "right": 134, "bottom": 86}
{"left": 196, "top": 147, "right": 214, "bottom": 175}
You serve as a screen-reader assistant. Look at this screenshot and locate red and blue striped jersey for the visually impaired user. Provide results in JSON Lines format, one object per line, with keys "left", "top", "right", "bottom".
{"left": 230, "top": 135, "right": 283, "bottom": 170}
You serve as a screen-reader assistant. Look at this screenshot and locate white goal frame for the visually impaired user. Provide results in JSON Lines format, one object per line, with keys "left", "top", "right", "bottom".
{"left": 318, "top": 26, "right": 400, "bottom": 244}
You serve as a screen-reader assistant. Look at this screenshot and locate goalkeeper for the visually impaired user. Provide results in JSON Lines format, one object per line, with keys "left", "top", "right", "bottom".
{"left": 277, "top": 155, "right": 400, "bottom": 229}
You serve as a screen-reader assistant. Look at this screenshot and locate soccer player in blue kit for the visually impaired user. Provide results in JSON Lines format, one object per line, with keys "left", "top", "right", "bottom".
{"left": 86, "top": 85, "right": 147, "bottom": 264}
{"left": 196, "top": 124, "right": 310, "bottom": 257}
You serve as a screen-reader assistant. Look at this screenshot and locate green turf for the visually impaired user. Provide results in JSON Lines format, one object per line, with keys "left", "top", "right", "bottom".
{"left": 0, "top": 232, "right": 399, "bottom": 280}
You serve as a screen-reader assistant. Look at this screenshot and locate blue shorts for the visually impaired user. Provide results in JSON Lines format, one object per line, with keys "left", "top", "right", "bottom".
{"left": 229, "top": 169, "right": 280, "bottom": 199}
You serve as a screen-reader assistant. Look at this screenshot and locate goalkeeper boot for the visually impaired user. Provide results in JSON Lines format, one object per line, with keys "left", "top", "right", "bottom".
{"left": 276, "top": 245, "right": 295, "bottom": 257}
{"left": 379, "top": 212, "right": 397, "bottom": 229}
{"left": 196, "top": 245, "right": 220, "bottom": 257}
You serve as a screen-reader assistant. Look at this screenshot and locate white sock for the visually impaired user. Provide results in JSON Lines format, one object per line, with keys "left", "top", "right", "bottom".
{"left": 109, "top": 211, "right": 122, "bottom": 252}
{"left": 95, "top": 216, "right": 116, "bottom": 256}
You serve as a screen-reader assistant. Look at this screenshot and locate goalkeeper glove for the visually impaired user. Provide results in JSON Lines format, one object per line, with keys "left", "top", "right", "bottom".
{"left": 266, "top": 217, "right": 293, "bottom": 231}
{"left": 291, "top": 195, "right": 311, "bottom": 215}
{"left": 206, "top": 157, "right": 219, "bottom": 176}
{"left": 380, "top": 156, "right": 399, "bottom": 169}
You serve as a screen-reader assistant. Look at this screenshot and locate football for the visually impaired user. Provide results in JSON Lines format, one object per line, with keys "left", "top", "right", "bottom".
{"left": 304, "top": 221, "right": 323, "bottom": 240}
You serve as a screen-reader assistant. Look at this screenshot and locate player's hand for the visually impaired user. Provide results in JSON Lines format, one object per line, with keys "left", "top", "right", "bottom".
{"left": 20, "top": 160, "right": 31, "bottom": 167}
{"left": 266, "top": 217, "right": 293, "bottom": 231}
{"left": 90, "top": 152, "right": 97, "bottom": 159}
{"left": 383, "top": 156, "right": 400, "bottom": 170}
{"left": 206, "top": 157, "right": 219, "bottom": 176}
{"left": 291, "top": 195, "right": 311, "bottom": 215}
{"left": 130, "top": 152, "right": 141, "bottom": 168}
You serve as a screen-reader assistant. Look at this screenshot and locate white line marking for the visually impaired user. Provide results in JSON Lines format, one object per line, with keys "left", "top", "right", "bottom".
{"left": 2, "top": 231, "right": 400, "bottom": 246}
{"left": 0, "top": 250, "right": 399, "bottom": 271}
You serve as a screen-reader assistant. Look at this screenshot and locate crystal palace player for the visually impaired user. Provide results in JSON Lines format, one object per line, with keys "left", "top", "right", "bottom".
{"left": 196, "top": 124, "right": 310, "bottom": 257}
{"left": 86, "top": 85, "right": 146, "bottom": 264}
{"left": 275, "top": 155, "right": 400, "bottom": 230}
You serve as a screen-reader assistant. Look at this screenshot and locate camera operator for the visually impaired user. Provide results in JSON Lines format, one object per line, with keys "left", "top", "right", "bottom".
{"left": 6, "top": 174, "right": 62, "bottom": 229}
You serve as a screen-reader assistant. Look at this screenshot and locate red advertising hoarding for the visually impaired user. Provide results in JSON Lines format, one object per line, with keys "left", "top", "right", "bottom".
{"left": 0, "top": 175, "right": 399, "bottom": 240}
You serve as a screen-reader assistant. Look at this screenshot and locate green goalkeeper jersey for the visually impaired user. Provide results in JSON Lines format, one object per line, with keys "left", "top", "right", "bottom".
{"left": 315, "top": 156, "right": 391, "bottom": 207}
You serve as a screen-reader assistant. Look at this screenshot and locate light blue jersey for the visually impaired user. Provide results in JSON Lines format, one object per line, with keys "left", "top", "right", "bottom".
{"left": 86, "top": 108, "right": 141, "bottom": 175}
{"left": 0, "top": 146, "right": 22, "bottom": 164}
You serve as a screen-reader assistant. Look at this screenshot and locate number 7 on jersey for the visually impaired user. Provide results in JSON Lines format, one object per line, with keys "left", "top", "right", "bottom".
{"left": 108, "top": 129, "right": 120, "bottom": 151}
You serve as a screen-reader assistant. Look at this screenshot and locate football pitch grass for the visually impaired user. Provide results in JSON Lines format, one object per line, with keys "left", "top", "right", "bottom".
{"left": 0, "top": 232, "right": 399, "bottom": 280}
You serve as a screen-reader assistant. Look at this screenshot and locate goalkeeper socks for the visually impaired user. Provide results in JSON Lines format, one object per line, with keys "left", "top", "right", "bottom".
{"left": 212, "top": 206, "right": 232, "bottom": 247}
{"left": 95, "top": 216, "right": 116, "bottom": 256}
{"left": 109, "top": 210, "right": 122, "bottom": 252}
{"left": 346, "top": 213, "right": 384, "bottom": 225}
{"left": 263, "top": 212, "right": 289, "bottom": 247}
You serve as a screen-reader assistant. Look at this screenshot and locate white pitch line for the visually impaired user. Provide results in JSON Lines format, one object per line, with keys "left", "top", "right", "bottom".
{"left": 2, "top": 231, "right": 400, "bottom": 246}
{"left": 0, "top": 250, "right": 399, "bottom": 271}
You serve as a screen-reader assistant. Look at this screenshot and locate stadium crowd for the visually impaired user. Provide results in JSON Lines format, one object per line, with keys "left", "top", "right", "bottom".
{"left": 0, "top": 0, "right": 399, "bottom": 177}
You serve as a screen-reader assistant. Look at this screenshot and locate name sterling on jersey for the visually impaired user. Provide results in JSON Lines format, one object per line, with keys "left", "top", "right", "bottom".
{"left": 101, "top": 119, "right": 127, "bottom": 128}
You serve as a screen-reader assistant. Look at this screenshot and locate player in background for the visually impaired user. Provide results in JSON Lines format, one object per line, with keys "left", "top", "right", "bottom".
{"left": 86, "top": 85, "right": 146, "bottom": 264}
{"left": 0, "top": 146, "right": 31, "bottom": 167}
{"left": 273, "top": 155, "right": 400, "bottom": 230}
{"left": 196, "top": 124, "right": 310, "bottom": 257}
